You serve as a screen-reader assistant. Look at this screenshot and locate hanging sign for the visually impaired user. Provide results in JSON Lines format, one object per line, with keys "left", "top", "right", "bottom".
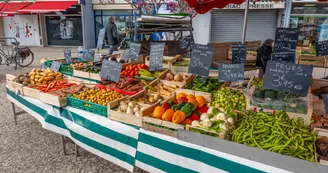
{"left": 316, "top": 40, "right": 328, "bottom": 56}
{"left": 271, "top": 52, "right": 296, "bottom": 63}
{"left": 97, "top": 28, "right": 106, "bottom": 49}
{"left": 50, "top": 61, "right": 61, "bottom": 72}
{"left": 188, "top": 44, "right": 214, "bottom": 78}
{"left": 218, "top": 64, "right": 244, "bottom": 82}
{"left": 232, "top": 44, "right": 247, "bottom": 64}
{"left": 263, "top": 61, "right": 313, "bottom": 96}
{"left": 274, "top": 28, "right": 299, "bottom": 53}
{"left": 322, "top": 94, "right": 328, "bottom": 114}
{"left": 82, "top": 50, "right": 95, "bottom": 62}
{"left": 100, "top": 59, "right": 122, "bottom": 82}
{"left": 149, "top": 42, "right": 165, "bottom": 71}
{"left": 179, "top": 35, "right": 194, "bottom": 49}
{"left": 64, "top": 48, "right": 71, "bottom": 63}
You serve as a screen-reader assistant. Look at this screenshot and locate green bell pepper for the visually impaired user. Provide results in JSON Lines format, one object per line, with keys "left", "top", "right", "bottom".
{"left": 180, "top": 103, "right": 195, "bottom": 117}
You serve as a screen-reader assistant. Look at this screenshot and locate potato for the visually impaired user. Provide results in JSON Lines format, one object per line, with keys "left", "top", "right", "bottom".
{"left": 48, "top": 73, "right": 56, "bottom": 77}
{"left": 35, "top": 75, "right": 41, "bottom": 78}
{"left": 44, "top": 77, "right": 54, "bottom": 81}
{"left": 29, "top": 72, "right": 36, "bottom": 75}
{"left": 38, "top": 77, "right": 44, "bottom": 83}
{"left": 32, "top": 68, "right": 36, "bottom": 72}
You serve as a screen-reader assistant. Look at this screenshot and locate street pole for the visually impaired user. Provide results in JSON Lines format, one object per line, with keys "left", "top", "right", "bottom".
{"left": 134, "top": 9, "right": 137, "bottom": 41}
{"left": 241, "top": 0, "right": 250, "bottom": 44}
{"left": 283, "top": 0, "right": 292, "bottom": 28}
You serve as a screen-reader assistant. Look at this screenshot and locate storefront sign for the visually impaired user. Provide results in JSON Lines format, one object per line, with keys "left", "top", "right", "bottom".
{"left": 188, "top": 44, "right": 214, "bottom": 78}
{"left": 232, "top": 44, "right": 247, "bottom": 64}
{"left": 316, "top": 40, "right": 328, "bottom": 56}
{"left": 100, "top": 59, "right": 122, "bottom": 82}
{"left": 0, "top": 13, "right": 14, "bottom": 17}
{"left": 149, "top": 42, "right": 165, "bottom": 71}
{"left": 263, "top": 61, "right": 313, "bottom": 96}
{"left": 218, "top": 64, "right": 244, "bottom": 82}
{"left": 271, "top": 52, "right": 296, "bottom": 63}
{"left": 274, "top": 28, "right": 299, "bottom": 53}
{"left": 224, "top": 2, "right": 285, "bottom": 9}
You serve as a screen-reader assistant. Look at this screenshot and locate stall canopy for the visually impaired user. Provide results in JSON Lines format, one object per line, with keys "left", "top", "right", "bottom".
{"left": 0, "top": 2, "right": 31, "bottom": 16}
{"left": 185, "top": 0, "right": 244, "bottom": 14}
{"left": 18, "top": 1, "right": 77, "bottom": 13}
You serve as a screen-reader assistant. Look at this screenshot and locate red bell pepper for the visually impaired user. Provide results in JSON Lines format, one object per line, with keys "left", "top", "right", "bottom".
{"left": 162, "top": 102, "right": 171, "bottom": 110}
{"left": 197, "top": 105, "right": 208, "bottom": 114}
{"left": 177, "top": 97, "right": 188, "bottom": 103}
{"left": 189, "top": 113, "right": 200, "bottom": 121}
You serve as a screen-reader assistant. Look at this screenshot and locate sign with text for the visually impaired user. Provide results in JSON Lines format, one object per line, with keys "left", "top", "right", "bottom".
{"left": 322, "top": 94, "right": 328, "bottom": 114}
{"left": 188, "top": 44, "right": 214, "bottom": 78}
{"left": 263, "top": 61, "right": 313, "bottom": 96}
{"left": 271, "top": 52, "right": 296, "bottom": 63}
{"left": 97, "top": 28, "right": 106, "bottom": 49}
{"left": 218, "top": 64, "right": 244, "bottom": 82}
{"left": 50, "top": 61, "right": 61, "bottom": 72}
{"left": 129, "top": 42, "right": 141, "bottom": 60}
{"left": 100, "top": 59, "right": 122, "bottom": 83}
{"left": 316, "top": 41, "right": 328, "bottom": 56}
{"left": 94, "top": 54, "right": 101, "bottom": 62}
{"left": 64, "top": 48, "right": 71, "bottom": 63}
{"left": 232, "top": 44, "right": 247, "bottom": 64}
{"left": 149, "top": 42, "right": 165, "bottom": 71}
{"left": 274, "top": 28, "right": 299, "bottom": 53}
{"left": 179, "top": 35, "right": 194, "bottom": 49}
{"left": 82, "top": 50, "right": 95, "bottom": 62}
{"left": 41, "top": 63, "right": 48, "bottom": 70}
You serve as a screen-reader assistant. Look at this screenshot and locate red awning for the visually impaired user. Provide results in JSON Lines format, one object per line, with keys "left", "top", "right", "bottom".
{"left": 0, "top": 13, "right": 14, "bottom": 17}
{"left": 185, "top": 0, "right": 245, "bottom": 14}
{"left": 0, "top": 2, "right": 31, "bottom": 14}
{"left": 18, "top": 1, "right": 77, "bottom": 13}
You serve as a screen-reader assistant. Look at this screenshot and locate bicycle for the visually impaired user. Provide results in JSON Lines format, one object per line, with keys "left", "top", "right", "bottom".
{"left": 0, "top": 37, "right": 34, "bottom": 70}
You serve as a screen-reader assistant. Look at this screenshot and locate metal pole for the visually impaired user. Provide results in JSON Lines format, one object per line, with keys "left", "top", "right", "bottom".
{"left": 134, "top": 10, "right": 137, "bottom": 41}
{"left": 241, "top": 0, "right": 250, "bottom": 44}
{"left": 283, "top": 0, "right": 293, "bottom": 28}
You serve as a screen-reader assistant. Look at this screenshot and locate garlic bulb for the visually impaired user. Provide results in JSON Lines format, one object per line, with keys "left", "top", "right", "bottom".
{"left": 200, "top": 113, "right": 209, "bottom": 121}
{"left": 191, "top": 121, "right": 200, "bottom": 127}
{"left": 217, "top": 113, "right": 226, "bottom": 121}
{"left": 227, "top": 117, "right": 234, "bottom": 125}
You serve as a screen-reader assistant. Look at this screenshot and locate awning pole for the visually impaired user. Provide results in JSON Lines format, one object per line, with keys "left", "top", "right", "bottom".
{"left": 241, "top": 0, "right": 250, "bottom": 44}
{"left": 283, "top": 0, "right": 292, "bottom": 28}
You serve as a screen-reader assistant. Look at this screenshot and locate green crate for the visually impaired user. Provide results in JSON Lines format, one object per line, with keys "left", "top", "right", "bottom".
{"left": 60, "top": 64, "right": 74, "bottom": 72}
{"left": 67, "top": 96, "right": 108, "bottom": 117}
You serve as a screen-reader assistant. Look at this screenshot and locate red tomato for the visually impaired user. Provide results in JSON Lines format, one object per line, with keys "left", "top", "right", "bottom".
{"left": 130, "top": 72, "right": 134, "bottom": 76}
{"left": 135, "top": 71, "right": 139, "bottom": 75}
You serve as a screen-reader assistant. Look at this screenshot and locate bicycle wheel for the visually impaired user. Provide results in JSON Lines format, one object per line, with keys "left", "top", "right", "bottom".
{"left": 19, "top": 50, "right": 34, "bottom": 67}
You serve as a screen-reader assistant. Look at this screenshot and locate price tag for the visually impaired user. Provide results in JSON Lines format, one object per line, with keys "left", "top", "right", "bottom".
{"left": 149, "top": 42, "right": 165, "bottom": 71}
{"left": 271, "top": 52, "right": 295, "bottom": 63}
{"left": 274, "top": 28, "right": 299, "bottom": 53}
{"left": 50, "top": 61, "right": 61, "bottom": 72}
{"left": 218, "top": 64, "right": 244, "bottom": 82}
{"left": 41, "top": 63, "right": 47, "bottom": 70}
{"left": 322, "top": 94, "right": 328, "bottom": 115}
{"left": 232, "top": 44, "right": 247, "bottom": 64}
{"left": 316, "top": 40, "right": 328, "bottom": 56}
{"left": 263, "top": 61, "right": 313, "bottom": 96}
{"left": 129, "top": 42, "right": 141, "bottom": 60}
{"left": 188, "top": 44, "right": 214, "bottom": 78}
{"left": 179, "top": 35, "right": 194, "bottom": 49}
{"left": 100, "top": 59, "right": 122, "bottom": 82}
{"left": 94, "top": 54, "right": 101, "bottom": 62}
{"left": 82, "top": 50, "right": 95, "bottom": 62}
{"left": 64, "top": 48, "right": 71, "bottom": 63}
{"left": 97, "top": 28, "right": 106, "bottom": 49}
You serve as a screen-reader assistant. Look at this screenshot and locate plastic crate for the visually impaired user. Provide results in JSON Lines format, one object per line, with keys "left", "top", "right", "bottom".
{"left": 67, "top": 96, "right": 108, "bottom": 117}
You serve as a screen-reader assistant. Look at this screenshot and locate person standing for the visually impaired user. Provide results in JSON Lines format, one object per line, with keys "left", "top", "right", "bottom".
{"left": 256, "top": 39, "right": 274, "bottom": 78}
{"left": 104, "top": 17, "right": 118, "bottom": 55}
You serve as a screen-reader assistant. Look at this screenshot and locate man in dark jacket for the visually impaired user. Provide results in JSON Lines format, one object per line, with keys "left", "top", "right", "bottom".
{"left": 256, "top": 38, "right": 274, "bottom": 77}
{"left": 104, "top": 17, "right": 118, "bottom": 54}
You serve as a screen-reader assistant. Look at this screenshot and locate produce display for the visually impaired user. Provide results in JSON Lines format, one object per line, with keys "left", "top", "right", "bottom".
{"left": 212, "top": 88, "right": 246, "bottom": 111}
{"left": 13, "top": 73, "right": 31, "bottom": 86}
{"left": 70, "top": 62, "right": 86, "bottom": 68}
{"left": 312, "top": 113, "right": 328, "bottom": 128}
{"left": 184, "top": 76, "right": 224, "bottom": 92}
{"left": 231, "top": 110, "right": 317, "bottom": 162}
{"left": 72, "top": 88, "right": 123, "bottom": 106}
{"left": 30, "top": 80, "right": 76, "bottom": 93}
{"left": 49, "top": 85, "right": 89, "bottom": 98}
{"left": 316, "top": 136, "right": 328, "bottom": 159}
{"left": 132, "top": 94, "right": 163, "bottom": 105}
{"left": 146, "top": 81, "right": 175, "bottom": 96}
{"left": 162, "top": 71, "right": 188, "bottom": 82}
{"left": 121, "top": 64, "right": 147, "bottom": 77}
{"left": 83, "top": 66, "right": 101, "bottom": 74}
{"left": 172, "top": 59, "right": 190, "bottom": 67}
{"left": 116, "top": 100, "right": 148, "bottom": 117}
{"left": 106, "top": 77, "right": 144, "bottom": 94}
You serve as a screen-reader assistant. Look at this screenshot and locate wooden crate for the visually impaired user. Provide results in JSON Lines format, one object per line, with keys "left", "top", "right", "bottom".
{"left": 311, "top": 79, "right": 328, "bottom": 114}
{"left": 145, "top": 55, "right": 178, "bottom": 69}
{"left": 40, "top": 92, "right": 67, "bottom": 107}
{"left": 89, "top": 72, "right": 101, "bottom": 81}
{"left": 170, "top": 58, "right": 190, "bottom": 73}
{"left": 314, "top": 130, "right": 328, "bottom": 166}
{"left": 145, "top": 79, "right": 175, "bottom": 98}
{"left": 185, "top": 125, "right": 224, "bottom": 138}
{"left": 23, "top": 86, "right": 41, "bottom": 100}
{"left": 73, "top": 68, "right": 90, "bottom": 79}
{"left": 142, "top": 116, "right": 184, "bottom": 137}
{"left": 158, "top": 69, "right": 193, "bottom": 88}
{"left": 129, "top": 90, "right": 174, "bottom": 105}
{"left": 7, "top": 80, "right": 24, "bottom": 95}
{"left": 298, "top": 56, "right": 325, "bottom": 67}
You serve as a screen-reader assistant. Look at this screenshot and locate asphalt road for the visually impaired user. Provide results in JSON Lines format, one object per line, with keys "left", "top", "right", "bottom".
{"left": 0, "top": 47, "right": 146, "bottom": 173}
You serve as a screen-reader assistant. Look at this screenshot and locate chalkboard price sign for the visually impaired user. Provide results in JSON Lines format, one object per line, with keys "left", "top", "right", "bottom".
{"left": 94, "top": 54, "right": 101, "bottom": 62}
{"left": 50, "top": 61, "right": 61, "bottom": 72}
{"left": 97, "top": 28, "right": 106, "bottom": 49}
{"left": 82, "top": 50, "right": 95, "bottom": 62}
{"left": 64, "top": 48, "right": 71, "bottom": 63}
{"left": 41, "top": 63, "right": 47, "bottom": 70}
{"left": 316, "top": 41, "right": 328, "bottom": 56}
{"left": 232, "top": 44, "right": 247, "bottom": 64}
{"left": 129, "top": 42, "right": 141, "bottom": 60}
{"left": 218, "top": 64, "right": 244, "bottom": 82}
{"left": 274, "top": 28, "right": 299, "bottom": 53}
{"left": 263, "top": 61, "right": 313, "bottom": 96}
{"left": 149, "top": 42, "right": 165, "bottom": 71}
{"left": 271, "top": 52, "right": 295, "bottom": 63}
{"left": 100, "top": 59, "right": 122, "bottom": 83}
{"left": 322, "top": 94, "right": 328, "bottom": 114}
{"left": 188, "top": 44, "right": 214, "bottom": 78}
{"left": 179, "top": 35, "right": 194, "bottom": 49}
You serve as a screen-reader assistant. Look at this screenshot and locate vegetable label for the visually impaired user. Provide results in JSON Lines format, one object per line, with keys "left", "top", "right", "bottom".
{"left": 322, "top": 94, "right": 328, "bottom": 114}
{"left": 218, "top": 64, "right": 244, "bottom": 82}
{"left": 188, "top": 44, "right": 214, "bottom": 78}
{"left": 82, "top": 50, "right": 95, "bottom": 62}
{"left": 179, "top": 35, "right": 194, "bottom": 49}
{"left": 64, "top": 48, "right": 71, "bottom": 63}
{"left": 41, "top": 63, "right": 47, "bottom": 70}
{"left": 50, "top": 61, "right": 61, "bottom": 72}
{"left": 100, "top": 59, "right": 122, "bottom": 83}
{"left": 149, "top": 42, "right": 165, "bottom": 71}
{"left": 97, "top": 28, "right": 106, "bottom": 49}
{"left": 274, "top": 28, "right": 299, "bottom": 53}
{"left": 316, "top": 41, "right": 328, "bottom": 56}
{"left": 263, "top": 61, "right": 313, "bottom": 96}
{"left": 232, "top": 44, "right": 247, "bottom": 64}
{"left": 129, "top": 42, "right": 141, "bottom": 60}
{"left": 271, "top": 52, "right": 295, "bottom": 63}
{"left": 94, "top": 54, "right": 101, "bottom": 62}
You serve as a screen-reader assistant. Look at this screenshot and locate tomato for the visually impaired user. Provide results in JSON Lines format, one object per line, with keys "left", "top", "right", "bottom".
{"left": 120, "top": 72, "right": 124, "bottom": 76}
{"left": 135, "top": 71, "right": 139, "bottom": 75}
{"left": 134, "top": 68, "right": 138, "bottom": 72}
{"left": 130, "top": 72, "right": 135, "bottom": 76}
